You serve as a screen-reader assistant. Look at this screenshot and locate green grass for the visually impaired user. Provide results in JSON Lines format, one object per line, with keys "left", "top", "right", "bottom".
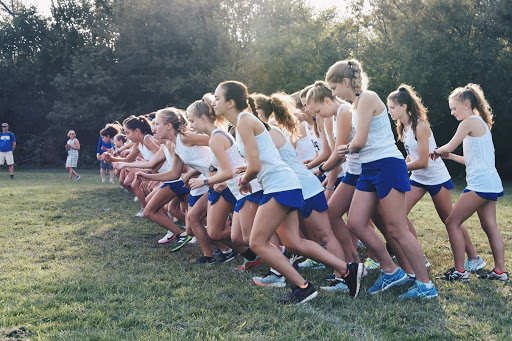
{"left": 0, "top": 169, "right": 511, "bottom": 340}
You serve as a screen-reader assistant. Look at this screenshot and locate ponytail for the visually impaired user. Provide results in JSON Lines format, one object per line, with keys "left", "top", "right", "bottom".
{"left": 325, "top": 58, "right": 369, "bottom": 95}
{"left": 124, "top": 115, "right": 152, "bottom": 135}
{"left": 449, "top": 83, "right": 493, "bottom": 129}
{"left": 388, "top": 84, "right": 429, "bottom": 141}
{"left": 156, "top": 107, "right": 190, "bottom": 135}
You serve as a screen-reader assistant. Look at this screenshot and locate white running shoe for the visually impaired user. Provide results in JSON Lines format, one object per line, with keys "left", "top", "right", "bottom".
{"left": 109, "top": 179, "right": 115, "bottom": 184}
{"left": 158, "top": 231, "right": 176, "bottom": 244}
{"left": 465, "top": 256, "right": 486, "bottom": 272}
{"left": 135, "top": 208, "right": 145, "bottom": 218}
{"left": 189, "top": 237, "right": 198, "bottom": 244}
{"left": 102, "top": 179, "right": 106, "bottom": 183}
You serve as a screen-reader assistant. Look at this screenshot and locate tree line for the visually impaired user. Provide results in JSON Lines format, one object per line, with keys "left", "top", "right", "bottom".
{"left": 1, "top": 0, "right": 510, "bottom": 178}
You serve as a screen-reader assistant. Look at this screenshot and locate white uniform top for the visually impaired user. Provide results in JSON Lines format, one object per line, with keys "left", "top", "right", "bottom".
{"left": 235, "top": 112, "right": 301, "bottom": 194}
{"left": 272, "top": 127, "right": 324, "bottom": 199}
{"left": 138, "top": 135, "right": 170, "bottom": 174}
{"left": 304, "top": 121, "right": 322, "bottom": 153}
{"left": 173, "top": 133, "right": 209, "bottom": 196}
{"left": 210, "top": 128, "right": 262, "bottom": 200}
{"left": 325, "top": 105, "right": 348, "bottom": 177}
{"left": 463, "top": 115, "right": 503, "bottom": 193}
{"left": 355, "top": 108, "right": 403, "bottom": 163}
{"left": 345, "top": 109, "right": 361, "bottom": 175}
{"left": 403, "top": 122, "right": 451, "bottom": 185}
{"left": 295, "top": 135, "right": 316, "bottom": 162}
{"left": 163, "top": 143, "right": 207, "bottom": 196}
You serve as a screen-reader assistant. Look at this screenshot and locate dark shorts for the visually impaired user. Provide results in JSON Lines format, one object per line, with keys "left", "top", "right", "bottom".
{"left": 234, "top": 190, "right": 263, "bottom": 213}
{"left": 410, "top": 179, "right": 454, "bottom": 197}
{"left": 341, "top": 172, "right": 360, "bottom": 187}
{"left": 188, "top": 192, "right": 206, "bottom": 208}
{"left": 100, "top": 160, "right": 113, "bottom": 170}
{"left": 208, "top": 187, "right": 237, "bottom": 206}
{"left": 161, "top": 180, "right": 190, "bottom": 202}
{"left": 299, "top": 191, "right": 328, "bottom": 219}
{"left": 462, "top": 189, "right": 505, "bottom": 201}
{"left": 259, "top": 189, "right": 305, "bottom": 211}
{"left": 356, "top": 157, "right": 411, "bottom": 199}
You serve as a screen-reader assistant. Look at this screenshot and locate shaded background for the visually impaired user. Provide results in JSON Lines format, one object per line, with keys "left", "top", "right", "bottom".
{"left": 0, "top": 0, "right": 510, "bottom": 179}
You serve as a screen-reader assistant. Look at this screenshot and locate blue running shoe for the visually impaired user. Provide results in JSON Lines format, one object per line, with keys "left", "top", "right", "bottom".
{"left": 298, "top": 258, "right": 325, "bottom": 270}
{"left": 253, "top": 271, "right": 286, "bottom": 287}
{"left": 320, "top": 278, "right": 349, "bottom": 292}
{"left": 399, "top": 280, "right": 438, "bottom": 299}
{"left": 368, "top": 268, "right": 409, "bottom": 294}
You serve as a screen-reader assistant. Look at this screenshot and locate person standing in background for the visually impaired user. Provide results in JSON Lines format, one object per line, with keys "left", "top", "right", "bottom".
{"left": 0, "top": 123, "right": 16, "bottom": 179}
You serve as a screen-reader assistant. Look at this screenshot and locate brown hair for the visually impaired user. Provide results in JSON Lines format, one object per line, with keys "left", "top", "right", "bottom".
{"left": 156, "top": 107, "right": 189, "bottom": 135}
{"left": 449, "top": 83, "right": 493, "bottom": 129}
{"left": 100, "top": 123, "right": 122, "bottom": 138}
{"left": 187, "top": 93, "right": 227, "bottom": 127}
{"left": 252, "top": 92, "right": 298, "bottom": 140}
{"left": 123, "top": 116, "right": 152, "bottom": 135}
{"left": 299, "top": 84, "right": 320, "bottom": 138}
{"left": 325, "top": 58, "right": 369, "bottom": 95}
{"left": 305, "top": 81, "right": 336, "bottom": 106}
{"left": 388, "top": 84, "right": 430, "bottom": 141}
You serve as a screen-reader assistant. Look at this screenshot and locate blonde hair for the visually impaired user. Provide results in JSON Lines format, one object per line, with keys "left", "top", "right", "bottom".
{"left": 156, "top": 107, "right": 189, "bottom": 135}
{"left": 187, "top": 93, "right": 227, "bottom": 128}
{"left": 449, "top": 83, "right": 493, "bottom": 129}
{"left": 305, "top": 81, "right": 336, "bottom": 105}
{"left": 67, "top": 130, "right": 76, "bottom": 137}
{"left": 325, "top": 58, "right": 369, "bottom": 94}
{"left": 388, "top": 84, "right": 429, "bottom": 141}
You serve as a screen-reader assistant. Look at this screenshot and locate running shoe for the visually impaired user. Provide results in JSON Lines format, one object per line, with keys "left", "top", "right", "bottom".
{"left": 102, "top": 178, "right": 106, "bottom": 183}
{"left": 234, "top": 256, "right": 263, "bottom": 271}
{"left": 109, "top": 179, "right": 114, "bottom": 184}
{"left": 75, "top": 175, "right": 80, "bottom": 181}
{"left": 253, "top": 272, "right": 286, "bottom": 287}
{"left": 364, "top": 257, "right": 380, "bottom": 270}
{"left": 213, "top": 248, "right": 222, "bottom": 256}
{"left": 399, "top": 280, "right": 438, "bottom": 299}
{"left": 280, "top": 281, "right": 318, "bottom": 304}
{"left": 407, "top": 275, "right": 416, "bottom": 287}
{"left": 320, "top": 278, "right": 349, "bottom": 293}
{"left": 298, "top": 258, "right": 325, "bottom": 270}
{"left": 465, "top": 256, "right": 486, "bottom": 272}
{"left": 357, "top": 240, "right": 364, "bottom": 248}
{"left": 344, "top": 262, "right": 364, "bottom": 297}
{"left": 189, "top": 237, "right": 197, "bottom": 244}
{"left": 436, "top": 267, "right": 469, "bottom": 282}
{"left": 135, "top": 208, "right": 145, "bottom": 218}
{"left": 217, "top": 250, "right": 239, "bottom": 263}
{"left": 158, "top": 231, "right": 176, "bottom": 244}
{"left": 325, "top": 273, "right": 336, "bottom": 282}
{"left": 170, "top": 234, "right": 192, "bottom": 252}
{"left": 424, "top": 255, "right": 431, "bottom": 268}
{"left": 478, "top": 269, "right": 509, "bottom": 281}
{"left": 192, "top": 256, "right": 215, "bottom": 264}
{"left": 368, "top": 267, "right": 409, "bottom": 294}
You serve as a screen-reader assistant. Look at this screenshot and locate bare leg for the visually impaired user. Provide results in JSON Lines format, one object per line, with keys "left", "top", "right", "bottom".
{"left": 187, "top": 194, "right": 213, "bottom": 257}
{"left": 144, "top": 186, "right": 182, "bottom": 235}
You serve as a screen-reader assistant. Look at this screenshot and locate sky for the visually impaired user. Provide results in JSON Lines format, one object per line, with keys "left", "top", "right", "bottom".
{"left": 29, "top": 0, "right": 349, "bottom": 17}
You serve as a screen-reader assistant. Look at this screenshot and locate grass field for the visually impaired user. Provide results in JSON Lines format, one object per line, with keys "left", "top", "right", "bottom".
{"left": 0, "top": 169, "right": 511, "bottom": 340}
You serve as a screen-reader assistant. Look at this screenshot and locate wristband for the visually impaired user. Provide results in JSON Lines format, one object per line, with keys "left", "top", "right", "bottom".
{"left": 433, "top": 148, "right": 440, "bottom": 157}
{"left": 346, "top": 143, "right": 353, "bottom": 155}
{"left": 326, "top": 186, "right": 336, "bottom": 190}
{"left": 318, "top": 163, "right": 325, "bottom": 173}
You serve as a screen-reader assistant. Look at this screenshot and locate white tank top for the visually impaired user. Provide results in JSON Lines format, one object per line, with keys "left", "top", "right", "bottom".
{"left": 138, "top": 135, "right": 169, "bottom": 174}
{"left": 463, "top": 116, "right": 503, "bottom": 193}
{"left": 162, "top": 143, "right": 184, "bottom": 184}
{"left": 403, "top": 122, "right": 451, "bottom": 185}
{"left": 324, "top": 105, "right": 347, "bottom": 178}
{"left": 235, "top": 112, "right": 301, "bottom": 194}
{"left": 175, "top": 133, "right": 211, "bottom": 177}
{"left": 345, "top": 110, "right": 361, "bottom": 175}
{"left": 210, "top": 129, "right": 261, "bottom": 200}
{"left": 273, "top": 127, "right": 324, "bottom": 199}
{"left": 305, "top": 121, "right": 322, "bottom": 153}
{"left": 295, "top": 135, "right": 316, "bottom": 162}
{"left": 355, "top": 108, "right": 403, "bottom": 163}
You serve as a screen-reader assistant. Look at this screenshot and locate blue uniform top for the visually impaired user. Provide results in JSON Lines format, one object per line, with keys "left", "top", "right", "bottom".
{"left": 96, "top": 136, "right": 112, "bottom": 155}
{"left": 0, "top": 132, "right": 16, "bottom": 152}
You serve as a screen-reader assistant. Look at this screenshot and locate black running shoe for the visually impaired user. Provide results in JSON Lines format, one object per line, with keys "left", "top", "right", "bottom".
{"left": 170, "top": 234, "right": 192, "bottom": 252}
{"left": 436, "top": 267, "right": 469, "bottom": 282}
{"left": 280, "top": 281, "right": 318, "bottom": 304}
{"left": 325, "top": 273, "right": 336, "bottom": 282}
{"left": 217, "top": 251, "right": 239, "bottom": 263}
{"left": 344, "top": 262, "right": 364, "bottom": 298}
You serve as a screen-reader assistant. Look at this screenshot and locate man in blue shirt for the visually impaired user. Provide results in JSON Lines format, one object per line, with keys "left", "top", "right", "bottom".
{"left": 0, "top": 123, "right": 16, "bottom": 179}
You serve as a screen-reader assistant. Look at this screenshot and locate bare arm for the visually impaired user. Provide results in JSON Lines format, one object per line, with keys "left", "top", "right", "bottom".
{"left": 323, "top": 107, "right": 351, "bottom": 171}
{"left": 406, "top": 122, "right": 430, "bottom": 171}
{"left": 114, "top": 146, "right": 165, "bottom": 170}
{"left": 307, "top": 119, "right": 331, "bottom": 169}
